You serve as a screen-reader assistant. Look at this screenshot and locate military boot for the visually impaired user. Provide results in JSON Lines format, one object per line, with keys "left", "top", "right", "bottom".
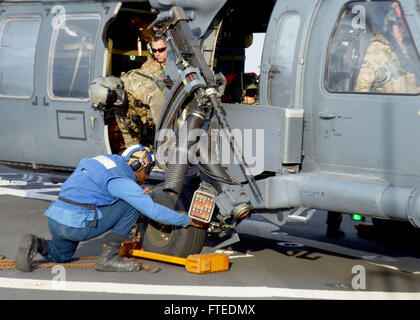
{"left": 15, "top": 234, "right": 49, "bottom": 272}
{"left": 94, "top": 234, "right": 140, "bottom": 272}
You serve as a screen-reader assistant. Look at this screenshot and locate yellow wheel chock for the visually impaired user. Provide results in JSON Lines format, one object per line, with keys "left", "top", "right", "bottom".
{"left": 119, "top": 241, "right": 229, "bottom": 274}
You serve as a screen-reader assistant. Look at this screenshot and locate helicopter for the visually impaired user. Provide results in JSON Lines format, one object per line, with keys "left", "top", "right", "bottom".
{"left": 1, "top": 0, "right": 419, "bottom": 257}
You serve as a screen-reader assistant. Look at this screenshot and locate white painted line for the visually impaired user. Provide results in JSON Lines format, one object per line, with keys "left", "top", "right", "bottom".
{"left": 0, "top": 174, "right": 30, "bottom": 184}
{"left": 214, "top": 250, "right": 254, "bottom": 259}
{"left": 0, "top": 277, "right": 419, "bottom": 299}
{"left": 0, "top": 187, "right": 59, "bottom": 201}
{"left": 0, "top": 180, "right": 28, "bottom": 186}
{"left": 0, "top": 176, "right": 61, "bottom": 187}
{"left": 18, "top": 188, "right": 61, "bottom": 193}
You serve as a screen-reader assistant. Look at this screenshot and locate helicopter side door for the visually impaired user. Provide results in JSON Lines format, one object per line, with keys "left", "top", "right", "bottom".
{"left": 0, "top": 2, "right": 119, "bottom": 168}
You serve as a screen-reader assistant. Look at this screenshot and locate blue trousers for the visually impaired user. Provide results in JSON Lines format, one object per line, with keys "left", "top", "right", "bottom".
{"left": 45, "top": 200, "right": 139, "bottom": 263}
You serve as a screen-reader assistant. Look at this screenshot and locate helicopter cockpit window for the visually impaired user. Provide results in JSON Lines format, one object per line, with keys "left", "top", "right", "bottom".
{"left": 0, "top": 17, "right": 41, "bottom": 98}
{"left": 325, "top": 1, "right": 420, "bottom": 95}
{"left": 48, "top": 14, "right": 100, "bottom": 100}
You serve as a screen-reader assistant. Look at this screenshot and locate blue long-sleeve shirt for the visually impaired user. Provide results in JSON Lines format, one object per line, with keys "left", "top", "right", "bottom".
{"left": 107, "top": 177, "right": 190, "bottom": 227}
{"left": 45, "top": 178, "right": 191, "bottom": 228}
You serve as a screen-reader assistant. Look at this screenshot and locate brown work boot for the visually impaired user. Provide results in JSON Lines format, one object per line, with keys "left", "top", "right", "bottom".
{"left": 15, "top": 234, "right": 49, "bottom": 272}
{"left": 95, "top": 234, "right": 140, "bottom": 272}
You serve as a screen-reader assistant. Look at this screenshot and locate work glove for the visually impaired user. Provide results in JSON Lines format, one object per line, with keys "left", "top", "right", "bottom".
{"left": 189, "top": 218, "right": 209, "bottom": 229}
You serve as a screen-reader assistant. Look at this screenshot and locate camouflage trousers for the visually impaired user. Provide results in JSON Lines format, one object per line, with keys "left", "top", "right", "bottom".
{"left": 115, "top": 117, "right": 140, "bottom": 148}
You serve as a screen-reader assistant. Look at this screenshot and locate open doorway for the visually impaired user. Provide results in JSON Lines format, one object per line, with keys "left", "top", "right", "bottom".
{"left": 104, "top": 2, "right": 157, "bottom": 154}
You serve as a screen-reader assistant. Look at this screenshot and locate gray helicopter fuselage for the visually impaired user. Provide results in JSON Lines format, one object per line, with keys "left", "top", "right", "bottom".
{"left": 1, "top": 0, "right": 420, "bottom": 227}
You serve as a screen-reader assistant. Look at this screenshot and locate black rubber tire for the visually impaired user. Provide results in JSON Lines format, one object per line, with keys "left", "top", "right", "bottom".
{"left": 141, "top": 183, "right": 206, "bottom": 257}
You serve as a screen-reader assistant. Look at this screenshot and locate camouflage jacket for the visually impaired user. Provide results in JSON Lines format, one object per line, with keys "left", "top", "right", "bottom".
{"left": 120, "top": 57, "right": 166, "bottom": 128}
{"left": 355, "top": 34, "right": 420, "bottom": 94}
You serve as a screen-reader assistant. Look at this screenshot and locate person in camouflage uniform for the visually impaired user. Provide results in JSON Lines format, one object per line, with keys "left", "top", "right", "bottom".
{"left": 355, "top": 4, "right": 420, "bottom": 94}
{"left": 117, "top": 37, "right": 167, "bottom": 147}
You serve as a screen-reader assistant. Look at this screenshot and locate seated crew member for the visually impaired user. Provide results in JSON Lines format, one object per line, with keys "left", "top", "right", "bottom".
{"left": 229, "top": 73, "right": 260, "bottom": 105}
{"left": 355, "top": 3, "right": 420, "bottom": 93}
{"left": 242, "top": 84, "right": 259, "bottom": 105}
{"left": 15, "top": 144, "right": 204, "bottom": 272}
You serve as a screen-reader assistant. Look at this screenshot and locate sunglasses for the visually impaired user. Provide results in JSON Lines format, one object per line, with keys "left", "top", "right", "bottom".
{"left": 246, "top": 89, "right": 258, "bottom": 97}
{"left": 152, "top": 47, "right": 167, "bottom": 53}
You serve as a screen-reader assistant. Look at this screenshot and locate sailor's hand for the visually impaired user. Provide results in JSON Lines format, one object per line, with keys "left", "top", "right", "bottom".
{"left": 142, "top": 186, "right": 152, "bottom": 195}
{"left": 189, "top": 218, "right": 209, "bottom": 228}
